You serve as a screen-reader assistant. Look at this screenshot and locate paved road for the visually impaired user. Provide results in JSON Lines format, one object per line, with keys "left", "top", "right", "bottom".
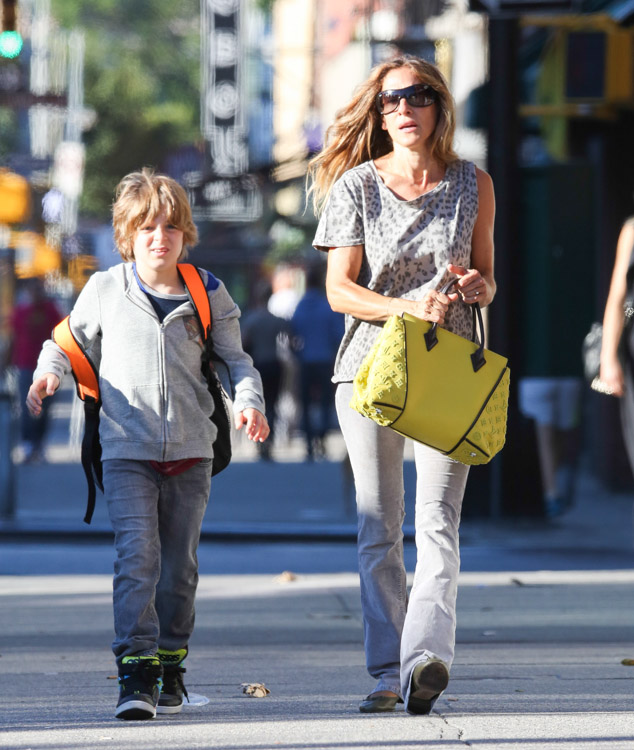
{"left": 2, "top": 566, "right": 634, "bottom": 749}
{"left": 3, "top": 377, "right": 634, "bottom": 748}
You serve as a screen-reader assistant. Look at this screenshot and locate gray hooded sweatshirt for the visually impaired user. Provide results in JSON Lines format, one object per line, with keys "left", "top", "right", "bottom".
{"left": 34, "top": 262, "right": 264, "bottom": 463}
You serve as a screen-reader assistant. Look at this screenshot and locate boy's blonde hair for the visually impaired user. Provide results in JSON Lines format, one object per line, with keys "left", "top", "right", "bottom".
{"left": 112, "top": 168, "right": 198, "bottom": 261}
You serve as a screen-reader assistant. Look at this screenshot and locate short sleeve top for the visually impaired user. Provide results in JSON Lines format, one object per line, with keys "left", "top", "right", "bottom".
{"left": 313, "top": 158, "right": 479, "bottom": 382}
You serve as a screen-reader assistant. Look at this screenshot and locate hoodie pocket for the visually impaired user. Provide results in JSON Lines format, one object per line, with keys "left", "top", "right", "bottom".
{"left": 164, "top": 382, "right": 214, "bottom": 444}
{"left": 101, "top": 382, "right": 163, "bottom": 441}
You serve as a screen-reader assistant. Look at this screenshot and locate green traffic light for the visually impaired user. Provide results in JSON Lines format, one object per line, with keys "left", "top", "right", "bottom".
{"left": 0, "top": 30, "right": 22, "bottom": 59}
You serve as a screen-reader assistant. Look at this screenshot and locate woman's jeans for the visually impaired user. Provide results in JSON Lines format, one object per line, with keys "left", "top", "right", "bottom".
{"left": 336, "top": 384, "right": 469, "bottom": 702}
{"left": 104, "top": 458, "right": 212, "bottom": 664}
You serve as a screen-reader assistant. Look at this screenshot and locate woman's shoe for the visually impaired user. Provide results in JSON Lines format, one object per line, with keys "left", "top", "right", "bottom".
{"left": 406, "top": 659, "right": 449, "bottom": 715}
{"left": 359, "top": 691, "right": 400, "bottom": 713}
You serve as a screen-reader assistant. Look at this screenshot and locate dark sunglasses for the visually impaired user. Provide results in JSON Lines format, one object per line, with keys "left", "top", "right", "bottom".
{"left": 375, "top": 83, "right": 437, "bottom": 115}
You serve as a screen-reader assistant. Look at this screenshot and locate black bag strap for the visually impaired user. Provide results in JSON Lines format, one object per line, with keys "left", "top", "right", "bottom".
{"left": 423, "top": 277, "right": 487, "bottom": 373}
{"left": 81, "top": 399, "right": 103, "bottom": 524}
{"left": 624, "top": 233, "right": 634, "bottom": 316}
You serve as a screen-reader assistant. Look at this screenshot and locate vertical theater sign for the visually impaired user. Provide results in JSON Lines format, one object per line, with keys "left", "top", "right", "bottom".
{"left": 197, "top": 0, "right": 262, "bottom": 222}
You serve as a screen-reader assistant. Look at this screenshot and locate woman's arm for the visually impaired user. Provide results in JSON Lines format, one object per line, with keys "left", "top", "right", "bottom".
{"left": 326, "top": 245, "right": 458, "bottom": 325}
{"left": 599, "top": 220, "right": 634, "bottom": 396}
{"left": 448, "top": 167, "right": 496, "bottom": 306}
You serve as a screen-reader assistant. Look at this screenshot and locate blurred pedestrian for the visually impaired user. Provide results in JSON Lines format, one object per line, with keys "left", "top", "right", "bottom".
{"left": 241, "top": 280, "right": 291, "bottom": 459}
{"left": 6, "top": 277, "right": 62, "bottom": 463}
{"left": 266, "top": 264, "right": 301, "bottom": 441}
{"left": 309, "top": 56, "right": 496, "bottom": 714}
{"left": 27, "top": 168, "right": 268, "bottom": 720}
{"left": 290, "top": 265, "right": 343, "bottom": 460}
{"left": 600, "top": 217, "right": 634, "bottom": 472}
{"left": 518, "top": 377, "right": 582, "bottom": 517}
{"left": 267, "top": 264, "right": 300, "bottom": 320}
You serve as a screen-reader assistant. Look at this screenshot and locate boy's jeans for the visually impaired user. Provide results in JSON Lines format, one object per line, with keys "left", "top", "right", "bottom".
{"left": 336, "top": 384, "right": 469, "bottom": 702}
{"left": 104, "top": 458, "right": 212, "bottom": 663}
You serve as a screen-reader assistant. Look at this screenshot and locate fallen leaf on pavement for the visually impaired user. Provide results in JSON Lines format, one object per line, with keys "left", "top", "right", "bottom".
{"left": 242, "top": 682, "right": 270, "bottom": 698}
{"left": 274, "top": 571, "right": 297, "bottom": 583}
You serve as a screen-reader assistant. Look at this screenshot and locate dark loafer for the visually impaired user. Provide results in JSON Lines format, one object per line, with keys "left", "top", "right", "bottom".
{"left": 359, "top": 692, "right": 401, "bottom": 713}
{"left": 406, "top": 659, "right": 449, "bottom": 715}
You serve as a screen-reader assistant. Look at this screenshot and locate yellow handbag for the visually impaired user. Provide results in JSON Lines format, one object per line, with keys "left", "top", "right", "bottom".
{"left": 350, "top": 286, "right": 510, "bottom": 465}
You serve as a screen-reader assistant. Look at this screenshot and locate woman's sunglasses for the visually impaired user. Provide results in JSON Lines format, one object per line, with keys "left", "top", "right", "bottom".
{"left": 375, "top": 84, "right": 437, "bottom": 115}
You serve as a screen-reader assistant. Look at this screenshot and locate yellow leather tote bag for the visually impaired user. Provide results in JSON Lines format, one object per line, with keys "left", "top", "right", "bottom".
{"left": 350, "top": 290, "right": 509, "bottom": 465}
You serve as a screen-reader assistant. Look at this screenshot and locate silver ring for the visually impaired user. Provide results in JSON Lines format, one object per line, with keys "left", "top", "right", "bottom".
{"left": 474, "top": 291, "right": 479, "bottom": 297}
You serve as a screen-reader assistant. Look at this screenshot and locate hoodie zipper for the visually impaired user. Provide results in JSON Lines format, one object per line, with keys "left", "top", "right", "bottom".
{"left": 158, "top": 322, "right": 168, "bottom": 461}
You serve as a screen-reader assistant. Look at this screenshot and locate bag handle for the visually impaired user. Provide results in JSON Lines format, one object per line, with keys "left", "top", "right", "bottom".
{"left": 423, "top": 278, "right": 487, "bottom": 373}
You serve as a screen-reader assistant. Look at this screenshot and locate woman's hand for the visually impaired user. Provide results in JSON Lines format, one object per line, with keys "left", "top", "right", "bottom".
{"left": 448, "top": 264, "right": 490, "bottom": 306}
{"left": 26, "top": 373, "right": 60, "bottom": 417}
{"left": 411, "top": 288, "right": 459, "bottom": 325}
{"left": 235, "top": 408, "right": 270, "bottom": 442}
{"left": 599, "top": 356, "right": 625, "bottom": 397}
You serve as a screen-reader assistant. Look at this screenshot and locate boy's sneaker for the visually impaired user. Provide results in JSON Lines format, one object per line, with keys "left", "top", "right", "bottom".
{"left": 115, "top": 655, "right": 163, "bottom": 720}
{"left": 157, "top": 647, "right": 189, "bottom": 714}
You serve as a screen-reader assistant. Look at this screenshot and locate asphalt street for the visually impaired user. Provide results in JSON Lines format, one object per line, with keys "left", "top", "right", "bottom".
{"left": 1, "top": 377, "right": 634, "bottom": 748}
{"left": 2, "top": 567, "right": 634, "bottom": 750}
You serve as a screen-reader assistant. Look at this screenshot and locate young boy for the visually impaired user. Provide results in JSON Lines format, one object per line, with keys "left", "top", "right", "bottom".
{"left": 27, "top": 168, "right": 269, "bottom": 720}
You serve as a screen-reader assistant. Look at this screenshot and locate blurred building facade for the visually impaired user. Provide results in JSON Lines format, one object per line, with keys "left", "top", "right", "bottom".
{"left": 469, "top": 0, "right": 634, "bottom": 512}
{"left": 4, "top": 0, "right": 634, "bottom": 516}
{"left": 0, "top": 0, "right": 94, "bottom": 365}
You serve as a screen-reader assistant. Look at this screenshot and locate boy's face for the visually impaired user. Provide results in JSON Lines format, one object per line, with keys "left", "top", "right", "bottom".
{"left": 132, "top": 210, "right": 184, "bottom": 275}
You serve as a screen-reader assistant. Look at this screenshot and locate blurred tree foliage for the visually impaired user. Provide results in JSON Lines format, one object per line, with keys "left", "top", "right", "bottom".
{"left": 51, "top": 0, "right": 201, "bottom": 218}
{"left": 0, "top": 108, "right": 19, "bottom": 163}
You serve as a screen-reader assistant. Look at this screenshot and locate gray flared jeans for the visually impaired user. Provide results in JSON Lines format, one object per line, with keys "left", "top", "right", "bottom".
{"left": 336, "top": 383, "right": 469, "bottom": 702}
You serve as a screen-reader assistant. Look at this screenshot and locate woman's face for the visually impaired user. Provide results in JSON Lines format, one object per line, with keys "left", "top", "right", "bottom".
{"left": 379, "top": 67, "right": 438, "bottom": 152}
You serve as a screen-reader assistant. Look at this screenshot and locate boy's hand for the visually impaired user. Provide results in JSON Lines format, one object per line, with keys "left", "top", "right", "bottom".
{"left": 235, "top": 408, "right": 270, "bottom": 443}
{"left": 26, "top": 374, "right": 60, "bottom": 417}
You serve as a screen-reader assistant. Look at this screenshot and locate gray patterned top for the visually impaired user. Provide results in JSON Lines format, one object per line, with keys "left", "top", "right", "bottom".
{"left": 313, "top": 158, "right": 479, "bottom": 383}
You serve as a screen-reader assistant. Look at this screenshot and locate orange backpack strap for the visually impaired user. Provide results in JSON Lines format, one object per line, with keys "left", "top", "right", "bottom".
{"left": 177, "top": 263, "right": 232, "bottom": 477}
{"left": 52, "top": 316, "right": 100, "bottom": 403}
{"left": 178, "top": 263, "right": 211, "bottom": 339}
{"left": 52, "top": 315, "right": 102, "bottom": 524}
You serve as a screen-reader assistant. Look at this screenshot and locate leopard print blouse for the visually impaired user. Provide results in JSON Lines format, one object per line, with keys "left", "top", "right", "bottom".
{"left": 313, "top": 158, "right": 479, "bottom": 383}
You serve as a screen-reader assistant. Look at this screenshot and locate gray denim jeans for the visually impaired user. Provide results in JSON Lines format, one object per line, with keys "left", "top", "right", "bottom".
{"left": 104, "top": 458, "right": 212, "bottom": 664}
{"left": 336, "top": 383, "right": 469, "bottom": 702}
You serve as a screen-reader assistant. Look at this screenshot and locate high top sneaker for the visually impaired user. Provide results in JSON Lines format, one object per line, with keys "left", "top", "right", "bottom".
{"left": 157, "top": 647, "right": 189, "bottom": 714}
{"left": 115, "top": 655, "right": 163, "bottom": 720}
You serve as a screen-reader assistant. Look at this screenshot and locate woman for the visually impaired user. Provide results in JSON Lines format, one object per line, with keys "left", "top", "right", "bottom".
{"left": 309, "top": 56, "right": 496, "bottom": 715}
{"left": 599, "top": 217, "right": 634, "bottom": 471}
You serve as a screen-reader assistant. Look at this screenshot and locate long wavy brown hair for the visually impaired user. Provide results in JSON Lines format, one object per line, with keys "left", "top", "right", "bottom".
{"left": 307, "top": 56, "right": 458, "bottom": 213}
